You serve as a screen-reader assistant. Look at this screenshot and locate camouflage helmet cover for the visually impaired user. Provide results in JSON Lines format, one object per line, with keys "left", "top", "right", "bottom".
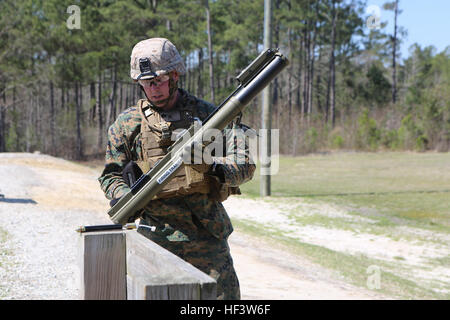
{"left": 130, "top": 38, "right": 186, "bottom": 80}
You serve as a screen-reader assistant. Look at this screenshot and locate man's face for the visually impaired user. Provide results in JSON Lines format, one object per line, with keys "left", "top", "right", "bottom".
{"left": 139, "top": 72, "right": 179, "bottom": 108}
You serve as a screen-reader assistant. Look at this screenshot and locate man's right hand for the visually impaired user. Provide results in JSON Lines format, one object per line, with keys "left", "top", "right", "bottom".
{"left": 109, "top": 197, "right": 121, "bottom": 207}
{"left": 122, "top": 161, "right": 143, "bottom": 187}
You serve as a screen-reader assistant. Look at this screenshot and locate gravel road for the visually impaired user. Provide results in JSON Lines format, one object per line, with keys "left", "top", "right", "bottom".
{"left": 0, "top": 153, "right": 384, "bottom": 299}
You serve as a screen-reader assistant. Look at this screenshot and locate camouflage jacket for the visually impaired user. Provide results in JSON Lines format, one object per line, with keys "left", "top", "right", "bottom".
{"left": 98, "top": 88, "right": 256, "bottom": 241}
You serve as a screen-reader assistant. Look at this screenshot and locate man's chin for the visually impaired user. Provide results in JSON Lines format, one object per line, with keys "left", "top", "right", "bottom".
{"left": 149, "top": 98, "right": 169, "bottom": 108}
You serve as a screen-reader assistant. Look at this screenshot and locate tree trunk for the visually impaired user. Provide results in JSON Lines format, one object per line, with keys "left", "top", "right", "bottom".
{"left": 26, "top": 96, "right": 32, "bottom": 153}
{"left": 307, "top": 4, "right": 319, "bottom": 124}
{"left": 304, "top": 21, "right": 310, "bottom": 120}
{"left": 75, "top": 81, "right": 83, "bottom": 160}
{"left": 106, "top": 66, "right": 117, "bottom": 128}
{"left": 61, "top": 82, "right": 65, "bottom": 110}
{"left": 0, "top": 84, "right": 5, "bottom": 152}
{"left": 0, "top": 106, "right": 4, "bottom": 152}
{"left": 205, "top": 0, "right": 215, "bottom": 104}
{"left": 215, "top": 54, "right": 221, "bottom": 96}
{"left": 150, "top": 0, "right": 158, "bottom": 13}
{"left": 35, "top": 93, "right": 40, "bottom": 150}
{"left": 316, "top": 47, "right": 323, "bottom": 114}
{"left": 328, "top": 0, "right": 337, "bottom": 128}
{"left": 197, "top": 49, "right": 204, "bottom": 98}
{"left": 125, "top": 83, "right": 129, "bottom": 111}
{"left": 297, "top": 29, "right": 303, "bottom": 116}
{"left": 49, "top": 81, "right": 56, "bottom": 155}
{"left": 131, "top": 81, "right": 135, "bottom": 103}
{"left": 300, "top": 25, "right": 307, "bottom": 123}
{"left": 392, "top": 0, "right": 399, "bottom": 104}
{"left": 13, "top": 87, "right": 19, "bottom": 151}
{"left": 66, "top": 83, "right": 70, "bottom": 110}
{"left": 90, "top": 82, "right": 96, "bottom": 124}
{"left": 287, "top": 27, "right": 293, "bottom": 130}
{"left": 97, "top": 71, "right": 104, "bottom": 150}
{"left": 118, "top": 81, "right": 123, "bottom": 113}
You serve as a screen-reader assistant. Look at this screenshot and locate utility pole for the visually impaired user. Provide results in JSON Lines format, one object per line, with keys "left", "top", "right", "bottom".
{"left": 260, "top": 0, "right": 272, "bottom": 197}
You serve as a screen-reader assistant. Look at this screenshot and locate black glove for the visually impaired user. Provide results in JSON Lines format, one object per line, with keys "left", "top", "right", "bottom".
{"left": 122, "top": 161, "right": 143, "bottom": 187}
{"left": 109, "top": 161, "right": 141, "bottom": 208}
{"left": 109, "top": 197, "right": 121, "bottom": 207}
{"left": 209, "top": 162, "right": 226, "bottom": 182}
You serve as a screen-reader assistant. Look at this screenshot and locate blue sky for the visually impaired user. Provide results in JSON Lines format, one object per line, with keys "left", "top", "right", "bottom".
{"left": 364, "top": 0, "right": 450, "bottom": 60}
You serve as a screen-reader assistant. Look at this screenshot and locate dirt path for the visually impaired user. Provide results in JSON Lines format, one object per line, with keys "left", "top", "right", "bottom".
{"left": 0, "top": 153, "right": 385, "bottom": 299}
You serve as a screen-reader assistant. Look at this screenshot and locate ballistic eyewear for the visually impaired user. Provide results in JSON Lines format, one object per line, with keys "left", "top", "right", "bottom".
{"left": 138, "top": 74, "right": 170, "bottom": 87}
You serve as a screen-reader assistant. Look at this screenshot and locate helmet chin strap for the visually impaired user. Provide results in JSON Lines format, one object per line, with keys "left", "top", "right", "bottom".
{"left": 140, "top": 76, "right": 179, "bottom": 110}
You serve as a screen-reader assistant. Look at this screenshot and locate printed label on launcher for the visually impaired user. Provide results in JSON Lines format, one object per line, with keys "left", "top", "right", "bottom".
{"left": 157, "top": 158, "right": 182, "bottom": 184}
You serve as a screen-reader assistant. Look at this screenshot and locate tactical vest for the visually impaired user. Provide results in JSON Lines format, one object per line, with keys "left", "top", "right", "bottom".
{"left": 135, "top": 98, "right": 213, "bottom": 200}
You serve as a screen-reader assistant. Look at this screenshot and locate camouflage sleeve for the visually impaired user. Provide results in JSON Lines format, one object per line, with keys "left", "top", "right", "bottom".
{"left": 97, "top": 121, "right": 132, "bottom": 200}
{"left": 212, "top": 122, "right": 256, "bottom": 187}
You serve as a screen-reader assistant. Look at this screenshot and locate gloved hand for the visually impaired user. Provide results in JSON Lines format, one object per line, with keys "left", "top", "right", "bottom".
{"left": 109, "top": 197, "right": 121, "bottom": 207}
{"left": 209, "top": 162, "right": 226, "bottom": 182}
{"left": 181, "top": 141, "right": 213, "bottom": 173}
{"left": 122, "top": 161, "right": 143, "bottom": 187}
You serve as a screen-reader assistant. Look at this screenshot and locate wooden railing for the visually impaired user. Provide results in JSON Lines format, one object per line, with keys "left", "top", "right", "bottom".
{"left": 78, "top": 230, "right": 217, "bottom": 300}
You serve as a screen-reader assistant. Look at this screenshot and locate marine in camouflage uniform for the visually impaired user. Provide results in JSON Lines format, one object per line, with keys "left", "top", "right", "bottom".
{"left": 98, "top": 38, "right": 255, "bottom": 300}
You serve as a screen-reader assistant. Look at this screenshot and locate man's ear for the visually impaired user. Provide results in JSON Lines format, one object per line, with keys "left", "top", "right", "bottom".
{"left": 171, "top": 71, "right": 179, "bottom": 82}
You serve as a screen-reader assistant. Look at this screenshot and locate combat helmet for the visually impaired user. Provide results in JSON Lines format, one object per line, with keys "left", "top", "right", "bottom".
{"left": 130, "top": 38, "right": 186, "bottom": 81}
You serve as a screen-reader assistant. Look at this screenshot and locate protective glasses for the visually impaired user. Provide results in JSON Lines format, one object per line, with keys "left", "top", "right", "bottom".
{"left": 138, "top": 74, "right": 170, "bottom": 88}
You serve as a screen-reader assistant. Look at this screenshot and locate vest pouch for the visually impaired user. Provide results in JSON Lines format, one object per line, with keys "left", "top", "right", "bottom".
{"left": 138, "top": 98, "right": 215, "bottom": 200}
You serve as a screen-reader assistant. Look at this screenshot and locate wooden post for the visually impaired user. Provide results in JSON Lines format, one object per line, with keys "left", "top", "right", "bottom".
{"left": 79, "top": 230, "right": 216, "bottom": 300}
{"left": 126, "top": 230, "right": 216, "bottom": 300}
{"left": 79, "top": 231, "right": 127, "bottom": 300}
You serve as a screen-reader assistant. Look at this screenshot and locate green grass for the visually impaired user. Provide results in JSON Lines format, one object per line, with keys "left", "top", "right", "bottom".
{"left": 236, "top": 151, "right": 450, "bottom": 299}
{"left": 241, "top": 152, "right": 450, "bottom": 230}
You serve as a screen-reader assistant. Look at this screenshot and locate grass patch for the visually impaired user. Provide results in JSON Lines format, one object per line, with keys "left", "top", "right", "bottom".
{"left": 429, "top": 255, "right": 450, "bottom": 267}
{"left": 323, "top": 192, "right": 450, "bottom": 231}
{"left": 236, "top": 151, "right": 450, "bottom": 299}
{"left": 241, "top": 152, "right": 450, "bottom": 230}
{"left": 233, "top": 218, "right": 449, "bottom": 299}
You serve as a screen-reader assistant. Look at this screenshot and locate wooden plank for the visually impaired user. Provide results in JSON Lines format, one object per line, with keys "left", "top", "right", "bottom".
{"left": 145, "top": 284, "right": 169, "bottom": 300}
{"left": 125, "top": 230, "right": 216, "bottom": 300}
{"left": 79, "top": 231, "right": 127, "bottom": 300}
{"left": 200, "top": 282, "right": 217, "bottom": 300}
{"left": 127, "top": 276, "right": 169, "bottom": 300}
{"left": 126, "top": 275, "right": 144, "bottom": 300}
{"left": 126, "top": 230, "right": 215, "bottom": 282}
{"left": 168, "top": 283, "right": 200, "bottom": 300}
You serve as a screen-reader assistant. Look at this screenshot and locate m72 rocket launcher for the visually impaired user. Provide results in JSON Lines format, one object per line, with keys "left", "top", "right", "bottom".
{"left": 108, "top": 48, "right": 289, "bottom": 225}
